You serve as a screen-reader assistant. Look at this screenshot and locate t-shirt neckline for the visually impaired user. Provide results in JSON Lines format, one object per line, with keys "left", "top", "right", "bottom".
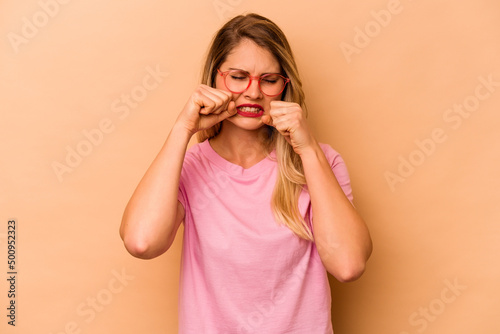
{"left": 200, "top": 139, "right": 276, "bottom": 177}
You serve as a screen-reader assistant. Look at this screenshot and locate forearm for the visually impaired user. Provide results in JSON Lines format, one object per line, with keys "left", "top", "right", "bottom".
{"left": 120, "top": 123, "right": 192, "bottom": 258}
{"left": 300, "top": 142, "right": 372, "bottom": 282}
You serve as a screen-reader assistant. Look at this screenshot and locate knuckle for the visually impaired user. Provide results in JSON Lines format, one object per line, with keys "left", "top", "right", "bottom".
{"left": 192, "top": 91, "right": 201, "bottom": 100}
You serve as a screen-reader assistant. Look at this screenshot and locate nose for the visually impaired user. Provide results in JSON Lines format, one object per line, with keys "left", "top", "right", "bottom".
{"left": 244, "top": 78, "right": 263, "bottom": 100}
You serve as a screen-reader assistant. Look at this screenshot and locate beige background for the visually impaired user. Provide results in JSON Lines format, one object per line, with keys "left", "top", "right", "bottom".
{"left": 1, "top": 0, "right": 499, "bottom": 333}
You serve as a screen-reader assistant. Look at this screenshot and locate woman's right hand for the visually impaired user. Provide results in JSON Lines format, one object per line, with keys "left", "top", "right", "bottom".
{"left": 176, "top": 84, "right": 237, "bottom": 136}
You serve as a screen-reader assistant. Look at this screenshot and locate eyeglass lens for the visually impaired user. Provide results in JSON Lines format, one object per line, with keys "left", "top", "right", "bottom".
{"left": 225, "top": 71, "right": 286, "bottom": 96}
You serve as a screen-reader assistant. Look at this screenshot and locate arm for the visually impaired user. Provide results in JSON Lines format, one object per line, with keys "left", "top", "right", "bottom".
{"left": 119, "top": 125, "right": 190, "bottom": 259}
{"left": 300, "top": 143, "right": 372, "bottom": 282}
{"left": 119, "top": 85, "right": 237, "bottom": 259}
{"left": 262, "top": 101, "right": 372, "bottom": 282}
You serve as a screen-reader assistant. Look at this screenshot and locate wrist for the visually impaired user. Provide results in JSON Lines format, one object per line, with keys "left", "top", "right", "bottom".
{"left": 170, "top": 122, "right": 195, "bottom": 144}
{"left": 298, "top": 138, "right": 321, "bottom": 159}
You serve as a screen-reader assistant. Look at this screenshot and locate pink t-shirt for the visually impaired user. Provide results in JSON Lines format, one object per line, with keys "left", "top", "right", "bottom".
{"left": 177, "top": 139, "right": 353, "bottom": 334}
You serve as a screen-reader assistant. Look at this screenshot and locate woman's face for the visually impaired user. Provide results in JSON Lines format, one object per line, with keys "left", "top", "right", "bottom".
{"left": 215, "top": 38, "right": 283, "bottom": 131}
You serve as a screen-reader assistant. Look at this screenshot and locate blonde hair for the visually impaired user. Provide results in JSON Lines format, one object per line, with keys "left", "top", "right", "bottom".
{"left": 197, "top": 13, "right": 313, "bottom": 241}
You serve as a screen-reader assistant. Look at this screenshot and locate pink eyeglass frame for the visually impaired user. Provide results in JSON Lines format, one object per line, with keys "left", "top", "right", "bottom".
{"left": 217, "top": 69, "right": 290, "bottom": 97}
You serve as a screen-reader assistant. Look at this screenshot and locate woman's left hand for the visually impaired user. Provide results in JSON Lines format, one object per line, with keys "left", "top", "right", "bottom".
{"left": 261, "top": 101, "right": 317, "bottom": 156}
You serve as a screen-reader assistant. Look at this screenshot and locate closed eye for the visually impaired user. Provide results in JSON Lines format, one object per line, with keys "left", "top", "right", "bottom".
{"left": 230, "top": 75, "right": 247, "bottom": 80}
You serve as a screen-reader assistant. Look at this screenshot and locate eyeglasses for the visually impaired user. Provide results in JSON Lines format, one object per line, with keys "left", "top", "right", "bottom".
{"left": 217, "top": 69, "right": 290, "bottom": 97}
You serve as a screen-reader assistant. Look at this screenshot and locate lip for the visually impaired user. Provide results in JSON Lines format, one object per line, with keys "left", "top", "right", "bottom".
{"left": 236, "top": 104, "right": 264, "bottom": 118}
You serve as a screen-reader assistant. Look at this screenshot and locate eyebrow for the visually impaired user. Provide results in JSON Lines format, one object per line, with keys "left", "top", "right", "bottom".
{"left": 228, "top": 67, "right": 281, "bottom": 75}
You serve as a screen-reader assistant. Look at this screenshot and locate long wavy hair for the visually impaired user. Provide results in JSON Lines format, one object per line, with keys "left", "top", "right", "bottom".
{"left": 197, "top": 13, "right": 312, "bottom": 241}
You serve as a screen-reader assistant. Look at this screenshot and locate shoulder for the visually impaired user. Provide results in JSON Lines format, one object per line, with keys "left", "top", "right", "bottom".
{"left": 317, "top": 142, "right": 353, "bottom": 201}
{"left": 183, "top": 140, "right": 207, "bottom": 163}
{"left": 185, "top": 141, "right": 203, "bottom": 155}
{"left": 317, "top": 142, "right": 347, "bottom": 169}
{"left": 179, "top": 141, "right": 210, "bottom": 179}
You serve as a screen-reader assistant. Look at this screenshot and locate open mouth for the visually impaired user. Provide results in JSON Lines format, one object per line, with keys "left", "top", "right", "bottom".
{"left": 236, "top": 104, "right": 264, "bottom": 118}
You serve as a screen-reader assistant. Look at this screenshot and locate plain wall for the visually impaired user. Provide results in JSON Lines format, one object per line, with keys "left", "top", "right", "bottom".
{"left": 1, "top": 0, "right": 499, "bottom": 333}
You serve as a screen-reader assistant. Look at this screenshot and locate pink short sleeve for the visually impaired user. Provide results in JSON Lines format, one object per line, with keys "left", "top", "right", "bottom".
{"left": 319, "top": 143, "right": 354, "bottom": 203}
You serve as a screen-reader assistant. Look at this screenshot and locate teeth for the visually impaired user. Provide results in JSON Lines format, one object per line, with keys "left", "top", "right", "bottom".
{"left": 239, "top": 107, "right": 261, "bottom": 113}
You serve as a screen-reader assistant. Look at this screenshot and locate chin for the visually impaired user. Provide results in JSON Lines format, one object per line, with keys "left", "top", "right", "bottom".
{"left": 226, "top": 115, "right": 265, "bottom": 130}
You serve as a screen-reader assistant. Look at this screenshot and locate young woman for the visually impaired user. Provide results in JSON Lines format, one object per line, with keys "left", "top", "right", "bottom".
{"left": 120, "top": 13, "right": 372, "bottom": 333}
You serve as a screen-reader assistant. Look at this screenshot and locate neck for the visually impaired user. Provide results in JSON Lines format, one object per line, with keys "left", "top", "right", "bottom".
{"left": 209, "top": 120, "right": 272, "bottom": 168}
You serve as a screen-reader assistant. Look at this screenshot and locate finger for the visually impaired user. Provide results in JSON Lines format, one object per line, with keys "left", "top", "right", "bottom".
{"left": 269, "top": 107, "right": 288, "bottom": 117}
{"left": 273, "top": 122, "right": 291, "bottom": 142}
{"left": 224, "top": 101, "right": 237, "bottom": 118}
{"left": 271, "top": 116, "right": 287, "bottom": 129}
{"left": 261, "top": 114, "right": 273, "bottom": 126}
{"left": 275, "top": 123, "right": 291, "bottom": 135}
{"left": 282, "top": 133, "right": 292, "bottom": 145}
{"left": 270, "top": 101, "right": 301, "bottom": 118}
{"left": 198, "top": 92, "right": 227, "bottom": 115}
{"left": 196, "top": 101, "right": 214, "bottom": 115}
{"left": 200, "top": 86, "right": 232, "bottom": 114}
{"left": 273, "top": 118, "right": 295, "bottom": 137}
{"left": 201, "top": 101, "right": 237, "bottom": 126}
{"left": 206, "top": 85, "right": 233, "bottom": 100}
{"left": 270, "top": 101, "right": 297, "bottom": 108}
{"left": 192, "top": 91, "right": 217, "bottom": 115}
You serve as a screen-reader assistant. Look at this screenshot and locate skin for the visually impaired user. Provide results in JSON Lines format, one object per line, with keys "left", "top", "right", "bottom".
{"left": 207, "top": 38, "right": 283, "bottom": 166}
{"left": 119, "top": 38, "right": 372, "bottom": 282}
